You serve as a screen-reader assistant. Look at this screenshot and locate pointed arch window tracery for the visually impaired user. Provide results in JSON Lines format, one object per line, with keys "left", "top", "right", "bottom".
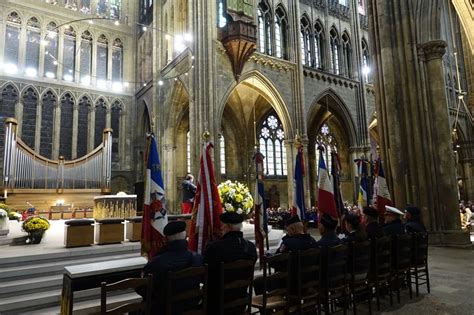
{"left": 259, "top": 113, "right": 287, "bottom": 176}
{"left": 315, "top": 123, "right": 337, "bottom": 174}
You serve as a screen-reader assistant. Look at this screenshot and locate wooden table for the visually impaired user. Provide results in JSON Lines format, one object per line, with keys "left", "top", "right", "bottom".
{"left": 60, "top": 256, "right": 147, "bottom": 315}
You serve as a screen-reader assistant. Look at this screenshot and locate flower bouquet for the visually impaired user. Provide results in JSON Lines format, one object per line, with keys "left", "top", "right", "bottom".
{"left": 218, "top": 180, "right": 254, "bottom": 218}
{"left": 22, "top": 216, "right": 50, "bottom": 244}
{"left": 0, "top": 204, "right": 10, "bottom": 236}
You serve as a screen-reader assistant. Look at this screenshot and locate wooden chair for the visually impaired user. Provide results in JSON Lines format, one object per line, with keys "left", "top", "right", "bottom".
{"left": 100, "top": 276, "right": 152, "bottom": 315}
{"left": 347, "top": 241, "right": 371, "bottom": 315}
{"left": 320, "top": 244, "right": 349, "bottom": 315}
{"left": 369, "top": 236, "right": 393, "bottom": 310}
{"left": 219, "top": 259, "right": 256, "bottom": 315}
{"left": 165, "top": 266, "right": 207, "bottom": 315}
{"left": 392, "top": 234, "right": 413, "bottom": 302}
{"left": 410, "top": 232, "right": 430, "bottom": 296}
{"left": 289, "top": 248, "right": 321, "bottom": 314}
{"left": 252, "top": 253, "right": 290, "bottom": 315}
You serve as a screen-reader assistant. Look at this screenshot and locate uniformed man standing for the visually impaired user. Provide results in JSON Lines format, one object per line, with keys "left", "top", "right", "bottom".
{"left": 204, "top": 212, "right": 257, "bottom": 314}
{"left": 140, "top": 221, "right": 203, "bottom": 313}
{"left": 181, "top": 173, "right": 197, "bottom": 214}
{"left": 404, "top": 206, "right": 426, "bottom": 233}
{"left": 383, "top": 206, "right": 405, "bottom": 237}
{"left": 363, "top": 206, "right": 384, "bottom": 239}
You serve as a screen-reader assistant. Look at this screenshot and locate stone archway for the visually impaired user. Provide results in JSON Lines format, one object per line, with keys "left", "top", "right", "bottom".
{"left": 307, "top": 90, "right": 357, "bottom": 206}
{"left": 217, "top": 72, "right": 294, "bottom": 209}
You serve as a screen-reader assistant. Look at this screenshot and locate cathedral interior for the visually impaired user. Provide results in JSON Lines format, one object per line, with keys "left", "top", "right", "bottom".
{"left": 0, "top": 0, "right": 472, "bottom": 245}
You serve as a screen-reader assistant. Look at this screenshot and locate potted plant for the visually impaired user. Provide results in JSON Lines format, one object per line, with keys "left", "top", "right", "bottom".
{"left": 0, "top": 208, "right": 9, "bottom": 236}
{"left": 22, "top": 216, "right": 50, "bottom": 244}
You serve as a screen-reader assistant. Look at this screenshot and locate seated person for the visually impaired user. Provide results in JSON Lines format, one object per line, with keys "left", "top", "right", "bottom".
{"left": 204, "top": 212, "right": 257, "bottom": 315}
{"left": 343, "top": 213, "right": 368, "bottom": 243}
{"left": 316, "top": 214, "right": 343, "bottom": 288}
{"left": 383, "top": 206, "right": 405, "bottom": 237}
{"left": 404, "top": 206, "right": 426, "bottom": 233}
{"left": 139, "top": 221, "right": 203, "bottom": 314}
{"left": 363, "top": 206, "right": 384, "bottom": 239}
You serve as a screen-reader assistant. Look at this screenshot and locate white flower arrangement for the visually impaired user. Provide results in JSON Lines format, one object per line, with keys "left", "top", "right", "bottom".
{"left": 0, "top": 209, "right": 7, "bottom": 219}
{"left": 218, "top": 180, "right": 254, "bottom": 216}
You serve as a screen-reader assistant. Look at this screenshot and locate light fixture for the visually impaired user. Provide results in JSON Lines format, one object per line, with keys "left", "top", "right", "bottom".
{"left": 142, "top": 26, "right": 147, "bottom": 32}
{"left": 53, "top": 60, "right": 58, "bottom": 65}
{"left": 143, "top": 83, "right": 147, "bottom": 87}
{"left": 55, "top": 199, "right": 65, "bottom": 206}
{"left": 158, "top": 80, "right": 164, "bottom": 86}
{"left": 4, "top": 63, "right": 18, "bottom": 74}
{"left": 63, "top": 74, "right": 73, "bottom": 82}
{"left": 64, "top": 24, "right": 70, "bottom": 29}
{"left": 362, "top": 66, "right": 371, "bottom": 75}
{"left": 114, "top": 20, "right": 119, "bottom": 26}
{"left": 25, "top": 68, "right": 38, "bottom": 77}
{"left": 97, "top": 79, "right": 107, "bottom": 88}
{"left": 45, "top": 72, "right": 55, "bottom": 79}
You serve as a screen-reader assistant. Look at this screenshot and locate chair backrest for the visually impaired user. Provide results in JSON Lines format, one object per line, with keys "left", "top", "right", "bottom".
{"left": 324, "top": 244, "right": 348, "bottom": 290}
{"left": 349, "top": 240, "right": 370, "bottom": 282}
{"left": 412, "top": 232, "right": 429, "bottom": 267}
{"left": 219, "top": 259, "right": 256, "bottom": 314}
{"left": 261, "top": 253, "right": 290, "bottom": 307}
{"left": 100, "top": 276, "right": 152, "bottom": 315}
{"left": 296, "top": 247, "right": 321, "bottom": 294}
{"left": 394, "top": 234, "right": 412, "bottom": 271}
{"left": 165, "top": 266, "right": 207, "bottom": 315}
{"left": 372, "top": 236, "right": 392, "bottom": 277}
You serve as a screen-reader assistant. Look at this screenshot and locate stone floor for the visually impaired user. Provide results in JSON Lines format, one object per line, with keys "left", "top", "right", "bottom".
{"left": 1, "top": 221, "right": 473, "bottom": 314}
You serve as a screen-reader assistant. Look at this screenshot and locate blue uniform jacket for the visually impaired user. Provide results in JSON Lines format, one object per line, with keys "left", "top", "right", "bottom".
{"left": 383, "top": 219, "right": 405, "bottom": 237}
{"left": 405, "top": 219, "right": 426, "bottom": 233}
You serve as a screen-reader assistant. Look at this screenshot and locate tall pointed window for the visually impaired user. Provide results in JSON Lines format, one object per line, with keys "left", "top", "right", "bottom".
{"left": 258, "top": 1, "right": 272, "bottom": 55}
{"left": 62, "top": 26, "right": 76, "bottom": 82}
{"left": 109, "top": 0, "right": 121, "bottom": 19}
{"left": 300, "top": 17, "right": 311, "bottom": 67}
{"left": 219, "top": 134, "right": 226, "bottom": 174}
{"left": 59, "top": 93, "right": 74, "bottom": 160}
{"left": 259, "top": 113, "right": 287, "bottom": 176}
{"left": 80, "top": 31, "right": 93, "bottom": 85}
{"left": 22, "top": 88, "right": 38, "bottom": 149}
{"left": 361, "top": 39, "right": 371, "bottom": 83}
{"left": 44, "top": 22, "right": 58, "bottom": 79}
{"left": 94, "top": 98, "right": 107, "bottom": 147}
{"left": 96, "top": 34, "right": 108, "bottom": 88}
{"left": 186, "top": 131, "right": 191, "bottom": 173}
{"left": 4, "top": 12, "right": 21, "bottom": 74}
{"left": 25, "top": 17, "right": 41, "bottom": 77}
{"left": 217, "top": 0, "right": 227, "bottom": 28}
{"left": 314, "top": 21, "right": 324, "bottom": 69}
{"left": 111, "top": 101, "right": 121, "bottom": 162}
{"left": 316, "top": 123, "right": 337, "bottom": 174}
{"left": 330, "top": 28, "right": 340, "bottom": 75}
{"left": 275, "top": 6, "right": 288, "bottom": 60}
{"left": 112, "top": 38, "right": 123, "bottom": 82}
{"left": 342, "top": 32, "right": 352, "bottom": 78}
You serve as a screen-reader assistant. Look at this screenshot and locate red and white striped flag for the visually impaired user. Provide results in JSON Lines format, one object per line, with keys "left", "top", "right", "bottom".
{"left": 188, "top": 142, "right": 223, "bottom": 254}
{"left": 374, "top": 158, "right": 392, "bottom": 215}
{"left": 317, "top": 149, "right": 338, "bottom": 218}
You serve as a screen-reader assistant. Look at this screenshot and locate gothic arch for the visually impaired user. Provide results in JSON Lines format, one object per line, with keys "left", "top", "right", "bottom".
{"left": 1, "top": 81, "right": 20, "bottom": 95}
{"left": 77, "top": 92, "right": 93, "bottom": 104}
{"left": 219, "top": 70, "right": 294, "bottom": 140}
{"left": 166, "top": 80, "right": 190, "bottom": 143}
{"left": 40, "top": 88, "right": 58, "bottom": 101}
{"left": 307, "top": 88, "right": 357, "bottom": 147}
{"left": 59, "top": 90, "right": 76, "bottom": 106}
{"left": 20, "top": 85, "right": 40, "bottom": 97}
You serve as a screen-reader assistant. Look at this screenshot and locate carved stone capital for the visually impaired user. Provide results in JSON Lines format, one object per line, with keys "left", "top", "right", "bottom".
{"left": 418, "top": 40, "right": 447, "bottom": 61}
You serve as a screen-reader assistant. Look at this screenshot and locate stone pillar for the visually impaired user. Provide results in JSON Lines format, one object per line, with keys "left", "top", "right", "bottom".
{"left": 15, "top": 101, "right": 23, "bottom": 138}
{"left": 163, "top": 143, "right": 177, "bottom": 212}
{"left": 91, "top": 40, "right": 98, "bottom": 86}
{"left": 106, "top": 107, "right": 111, "bottom": 129}
{"left": 18, "top": 21, "right": 27, "bottom": 69}
{"left": 419, "top": 40, "right": 461, "bottom": 232}
{"left": 38, "top": 29, "right": 46, "bottom": 78}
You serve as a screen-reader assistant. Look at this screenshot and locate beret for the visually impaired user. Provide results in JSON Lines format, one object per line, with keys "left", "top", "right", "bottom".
{"left": 385, "top": 206, "right": 404, "bottom": 216}
{"left": 163, "top": 220, "right": 186, "bottom": 236}
{"left": 220, "top": 211, "right": 244, "bottom": 224}
{"left": 320, "top": 213, "right": 338, "bottom": 230}
{"left": 405, "top": 206, "right": 421, "bottom": 217}
{"left": 285, "top": 216, "right": 301, "bottom": 227}
{"left": 363, "top": 206, "right": 379, "bottom": 218}
{"left": 344, "top": 213, "right": 360, "bottom": 226}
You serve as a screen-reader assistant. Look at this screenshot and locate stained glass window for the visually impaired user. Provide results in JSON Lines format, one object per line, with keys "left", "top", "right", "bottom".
{"left": 259, "top": 113, "right": 287, "bottom": 176}
{"left": 316, "top": 123, "right": 337, "bottom": 174}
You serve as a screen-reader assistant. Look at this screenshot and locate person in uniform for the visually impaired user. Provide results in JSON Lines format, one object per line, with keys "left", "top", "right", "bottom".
{"left": 404, "top": 206, "right": 426, "bottom": 233}
{"left": 363, "top": 206, "right": 384, "bottom": 239}
{"left": 343, "top": 213, "right": 367, "bottom": 243}
{"left": 276, "top": 216, "right": 317, "bottom": 253}
{"left": 383, "top": 206, "right": 405, "bottom": 237}
{"left": 204, "top": 212, "right": 257, "bottom": 314}
{"left": 140, "top": 221, "right": 203, "bottom": 314}
{"left": 181, "top": 173, "right": 197, "bottom": 214}
{"left": 316, "top": 213, "right": 341, "bottom": 248}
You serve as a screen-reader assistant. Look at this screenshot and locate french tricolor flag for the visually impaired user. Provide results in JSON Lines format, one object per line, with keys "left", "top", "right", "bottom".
{"left": 374, "top": 158, "right": 392, "bottom": 215}
{"left": 317, "top": 150, "right": 338, "bottom": 218}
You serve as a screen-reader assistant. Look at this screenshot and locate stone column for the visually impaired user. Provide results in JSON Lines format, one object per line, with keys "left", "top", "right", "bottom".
{"left": 91, "top": 40, "right": 98, "bottom": 86}
{"left": 18, "top": 21, "right": 27, "bottom": 69}
{"left": 38, "top": 29, "right": 46, "bottom": 78}
{"left": 15, "top": 100, "right": 23, "bottom": 138}
{"left": 163, "top": 143, "right": 177, "bottom": 212}
{"left": 419, "top": 40, "right": 461, "bottom": 232}
{"left": 106, "top": 107, "right": 111, "bottom": 128}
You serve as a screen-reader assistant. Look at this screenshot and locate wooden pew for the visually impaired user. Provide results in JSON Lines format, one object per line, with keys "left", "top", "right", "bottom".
{"left": 60, "top": 256, "right": 147, "bottom": 315}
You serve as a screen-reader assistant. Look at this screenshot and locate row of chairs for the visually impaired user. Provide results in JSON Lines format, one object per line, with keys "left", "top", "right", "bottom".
{"left": 100, "top": 232, "right": 429, "bottom": 315}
